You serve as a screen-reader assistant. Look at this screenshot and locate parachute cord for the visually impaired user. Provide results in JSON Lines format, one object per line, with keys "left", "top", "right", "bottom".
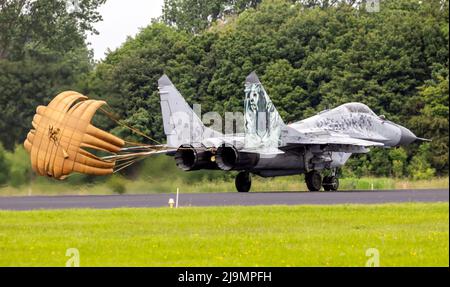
{"left": 113, "top": 156, "right": 147, "bottom": 174}
{"left": 124, "top": 140, "right": 156, "bottom": 148}
{"left": 113, "top": 160, "right": 136, "bottom": 172}
{"left": 99, "top": 107, "right": 163, "bottom": 146}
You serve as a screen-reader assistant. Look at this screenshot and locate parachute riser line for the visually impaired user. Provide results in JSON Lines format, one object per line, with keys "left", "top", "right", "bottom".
{"left": 99, "top": 107, "right": 163, "bottom": 146}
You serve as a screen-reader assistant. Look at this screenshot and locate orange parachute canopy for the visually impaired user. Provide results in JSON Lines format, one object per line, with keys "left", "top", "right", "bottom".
{"left": 24, "top": 91, "right": 167, "bottom": 180}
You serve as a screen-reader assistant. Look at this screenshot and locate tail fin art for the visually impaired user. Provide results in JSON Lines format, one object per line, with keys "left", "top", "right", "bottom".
{"left": 244, "top": 72, "right": 285, "bottom": 149}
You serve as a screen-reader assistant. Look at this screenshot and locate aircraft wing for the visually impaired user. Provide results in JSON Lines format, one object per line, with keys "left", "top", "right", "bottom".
{"left": 286, "top": 129, "right": 385, "bottom": 147}
{"left": 294, "top": 136, "right": 384, "bottom": 147}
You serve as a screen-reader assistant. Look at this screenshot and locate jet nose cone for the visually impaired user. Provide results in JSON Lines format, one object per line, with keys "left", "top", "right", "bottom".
{"left": 398, "top": 126, "right": 417, "bottom": 146}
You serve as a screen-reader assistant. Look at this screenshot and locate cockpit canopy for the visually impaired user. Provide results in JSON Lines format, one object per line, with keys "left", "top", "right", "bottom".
{"left": 317, "top": 102, "right": 378, "bottom": 117}
{"left": 340, "top": 103, "right": 377, "bottom": 116}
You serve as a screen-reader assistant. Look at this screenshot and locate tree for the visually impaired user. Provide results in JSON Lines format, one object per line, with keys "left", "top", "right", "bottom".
{"left": 408, "top": 73, "right": 449, "bottom": 175}
{"left": 0, "top": 143, "right": 9, "bottom": 185}
{"left": 407, "top": 143, "right": 436, "bottom": 180}
{"left": 5, "top": 145, "right": 31, "bottom": 187}
{"left": 162, "top": 0, "right": 263, "bottom": 33}
{"left": 69, "top": 0, "right": 450, "bottom": 176}
{"left": 0, "top": 0, "right": 106, "bottom": 150}
{"left": 0, "top": 0, "right": 106, "bottom": 61}
{"left": 389, "top": 148, "right": 408, "bottom": 178}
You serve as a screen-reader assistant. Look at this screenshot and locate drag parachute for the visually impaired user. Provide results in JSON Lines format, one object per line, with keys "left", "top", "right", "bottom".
{"left": 24, "top": 91, "right": 167, "bottom": 180}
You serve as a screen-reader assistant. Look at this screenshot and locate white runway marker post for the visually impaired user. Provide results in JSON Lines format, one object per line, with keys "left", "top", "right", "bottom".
{"left": 176, "top": 188, "right": 179, "bottom": 208}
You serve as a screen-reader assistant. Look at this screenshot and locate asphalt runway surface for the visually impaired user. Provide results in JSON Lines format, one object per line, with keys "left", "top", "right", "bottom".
{"left": 0, "top": 189, "right": 448, "bottom": 211}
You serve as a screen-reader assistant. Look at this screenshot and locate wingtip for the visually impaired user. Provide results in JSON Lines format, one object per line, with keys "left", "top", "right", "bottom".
{"left": 246, "top": 71, "right": 261, "bottom": 84}
{"left": 158, "top": 74, "right": 173, "bottom": 87}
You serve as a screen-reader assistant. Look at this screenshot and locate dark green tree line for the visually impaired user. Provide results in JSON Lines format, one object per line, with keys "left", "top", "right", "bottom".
{"left": 0, "top": 0, "right": 448, "bottom": 179}
{"left": 0, "top": 0, "right": 105, "bottom": 149}
{"left": 162, "top": 0, "right": 263, "bottom": 33}
{"left": 86, "top": 0, "right": 448, "bottom": 176}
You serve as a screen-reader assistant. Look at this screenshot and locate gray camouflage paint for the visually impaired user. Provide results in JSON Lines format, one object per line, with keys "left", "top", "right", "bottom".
{"left": 158, "top": 72, "right": 420, "bottom": 176}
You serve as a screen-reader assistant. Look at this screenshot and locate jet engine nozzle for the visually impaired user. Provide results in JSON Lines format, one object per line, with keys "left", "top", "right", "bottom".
{"left": 216, "top": 145, "right": 259, "bottom": 171}
{"left": 175, "top": 145, "right": 217, "bottom": 171}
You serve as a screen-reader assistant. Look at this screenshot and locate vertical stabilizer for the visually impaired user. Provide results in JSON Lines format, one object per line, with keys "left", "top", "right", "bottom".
{"left": 158, "top": 75, "right": 205, "bottom": 148}
{"left": 244, "top": 72, "right": 285, "bottom": 149}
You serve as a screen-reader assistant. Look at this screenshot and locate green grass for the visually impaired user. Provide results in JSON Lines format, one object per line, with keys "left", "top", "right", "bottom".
{"left": 0, "top": 203, "right": 448, "bottom": 266}
{"left": 1, "top": 176, "right": 448, "bottom": 197}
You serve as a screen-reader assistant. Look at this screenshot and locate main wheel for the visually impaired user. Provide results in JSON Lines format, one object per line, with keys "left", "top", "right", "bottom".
{"left": 323, "top": 176, "right": 339, "bottom": 191}
{"left": 305, "top": 171, "right": 322, "bottom": 192}
{"left": 235, "top": 172, "right": 251, "bottom": 193}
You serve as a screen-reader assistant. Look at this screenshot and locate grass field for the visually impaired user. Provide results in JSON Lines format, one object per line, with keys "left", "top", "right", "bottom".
{"left": 1, "top": 176, "right": 448, "bottom": 197}
{"left": 0, "top": 203, "right": 448, "bottom": 266}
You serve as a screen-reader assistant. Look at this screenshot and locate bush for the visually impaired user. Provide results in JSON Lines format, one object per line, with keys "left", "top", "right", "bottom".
{"left": 5, "top": 145, "right": 31, "bottom": 187}
{"left": 389, "top": 148, "right": 407, "bottom": 178}
{"left": 106, "top": 175, "right": 127, "bottom": 195}
{"left": 0, "top": 144, "right": 10, "bottom": 185}
{"left": 407, "top": 143, "right": 436, "bottom": 180}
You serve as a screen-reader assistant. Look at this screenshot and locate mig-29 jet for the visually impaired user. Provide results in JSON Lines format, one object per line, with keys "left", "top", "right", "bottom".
{"left": 158, "top": 72, "right": 426, "bottom": 192}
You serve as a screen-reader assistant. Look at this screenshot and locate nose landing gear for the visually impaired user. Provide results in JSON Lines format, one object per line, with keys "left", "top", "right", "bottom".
{"left": 235, "top": 171, "right": 252, "bottom": 193}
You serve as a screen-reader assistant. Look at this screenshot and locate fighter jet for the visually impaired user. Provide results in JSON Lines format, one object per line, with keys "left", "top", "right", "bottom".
{"left": 158, "top": 72, "right": 426, "bottom": 192}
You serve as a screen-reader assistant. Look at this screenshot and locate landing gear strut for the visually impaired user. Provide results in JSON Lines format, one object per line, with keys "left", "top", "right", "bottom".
{"left": 305, "top": 171, "right": 322, "bottom": 192}
{"left": 235, "top": 172, "right": 251, "bottom": 193}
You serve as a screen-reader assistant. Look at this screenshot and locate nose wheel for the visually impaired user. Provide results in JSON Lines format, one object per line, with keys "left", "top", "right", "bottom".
{"left": 235, "top": 172, "right": 252, "bottom": 193}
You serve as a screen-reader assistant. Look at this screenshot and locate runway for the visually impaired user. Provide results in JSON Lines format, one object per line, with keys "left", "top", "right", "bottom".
{"left": 0, "top": 189, "right": 447, "bottom": 210}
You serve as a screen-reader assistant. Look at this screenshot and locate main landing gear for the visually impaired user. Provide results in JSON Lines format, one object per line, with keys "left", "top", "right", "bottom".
{"left": 234, "top": 170, "right": 339, "bottom": 193}
{"left": 235, "top": 171, "right": 252, "bottom": 193}
{"left": 323, "top": 175, "right": 339, "bottom": 191}
{"left": 305, "top": 170, "right": 339, "bottom": 192}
